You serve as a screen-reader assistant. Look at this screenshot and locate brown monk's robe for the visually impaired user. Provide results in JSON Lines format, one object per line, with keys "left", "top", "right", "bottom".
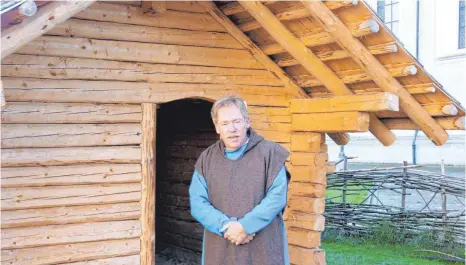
{"left": 195, "top": 129, "right": 290, "bottom": 265}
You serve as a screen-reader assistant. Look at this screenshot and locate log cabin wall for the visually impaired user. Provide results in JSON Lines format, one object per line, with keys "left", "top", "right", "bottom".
{"left": 1, "top": 1, "right": 295, "bottom": 265}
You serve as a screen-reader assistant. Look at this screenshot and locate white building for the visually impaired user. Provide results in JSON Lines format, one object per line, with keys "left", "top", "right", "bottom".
{"left": 328, "top": 0, "right": 466, "bottom": 166}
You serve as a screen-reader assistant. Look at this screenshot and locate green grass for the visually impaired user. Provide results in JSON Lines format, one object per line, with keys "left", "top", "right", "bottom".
{"left": 323, "top": 240, "right": 463, "bottom": 265}
{"left": 326, "top": 184, "right": 368, "bottom": 204}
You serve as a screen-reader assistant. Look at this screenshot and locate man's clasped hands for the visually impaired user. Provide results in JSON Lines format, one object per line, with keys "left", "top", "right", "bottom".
{"left": 221, "top": 221, "right": 255, "bottom": 245}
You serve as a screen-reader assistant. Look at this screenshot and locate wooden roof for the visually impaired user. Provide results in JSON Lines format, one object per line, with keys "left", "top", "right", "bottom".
{"left": 1, "top": 0, "right": 464, "bottom": 146}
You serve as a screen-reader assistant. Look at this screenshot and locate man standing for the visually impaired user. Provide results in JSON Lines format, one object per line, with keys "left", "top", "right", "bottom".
{"left": 189, "top": 96, "right": 290, "bottom": 265}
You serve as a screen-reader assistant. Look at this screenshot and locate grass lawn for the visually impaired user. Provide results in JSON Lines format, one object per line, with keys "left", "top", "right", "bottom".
{"left": 326, "top": 185, "right": 369, "bottom": 204}
{"left": 323, "top": 240, "right": 463, "bottom": 265}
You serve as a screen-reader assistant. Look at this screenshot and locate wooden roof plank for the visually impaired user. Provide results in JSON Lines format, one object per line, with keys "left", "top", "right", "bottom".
{"left": 1, "top": 1, "right": 96, "bottom": 60}
{"left": 301, "top": 0, "right": 449, "bottom": 146}
{"left": 238, "top": 0, "right": 395, "bottom": 146}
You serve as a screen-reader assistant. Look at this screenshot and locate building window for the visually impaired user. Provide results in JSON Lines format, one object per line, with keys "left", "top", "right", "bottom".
{"left": 377, "top": 0, "right": 400, "bottom": 36}
{"left": 460, "top": 0, "right": 465, "bottom": 49}
{"left": 377, "top": 1, "right": 385, "bottom": 22}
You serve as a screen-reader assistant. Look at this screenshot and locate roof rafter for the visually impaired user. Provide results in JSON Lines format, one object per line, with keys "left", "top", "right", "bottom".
{"left": 198, "top": 0, "right": 350, "bottom": 145}
{"left": 1, "top": 1, "right": 96, "bottom": 59}
{"left": 301, "top": 0, "right": 449, "bottom": 146}
{"left": 238, "top": 0, "right": 396, "bottom": 146}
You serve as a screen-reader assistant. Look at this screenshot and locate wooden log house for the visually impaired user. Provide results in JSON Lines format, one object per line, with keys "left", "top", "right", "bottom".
{"left": 1, "top": 1, "right": 464, "bottom": 265}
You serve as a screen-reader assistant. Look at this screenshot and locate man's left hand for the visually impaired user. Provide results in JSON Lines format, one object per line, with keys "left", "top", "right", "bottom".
{"left": 223, "top": 221, "right": 248, "bottom": 245}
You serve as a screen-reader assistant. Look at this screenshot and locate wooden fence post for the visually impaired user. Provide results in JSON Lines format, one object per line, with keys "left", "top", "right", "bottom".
{"left": 401, "top": 161, "right": 407, "bottom": 211}
{"left": 441, "top": 159, "right": 447, "bottom": 231}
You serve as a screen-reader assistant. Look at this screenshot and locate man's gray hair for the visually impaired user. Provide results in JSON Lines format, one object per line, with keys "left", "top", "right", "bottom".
{"left": 211, "top": 96, "right": 249, "bottom": 124}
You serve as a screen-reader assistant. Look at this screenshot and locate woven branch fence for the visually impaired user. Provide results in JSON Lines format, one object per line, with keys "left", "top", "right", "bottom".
{"left": 325, "top": 162, "right": 465, "bottom": 244}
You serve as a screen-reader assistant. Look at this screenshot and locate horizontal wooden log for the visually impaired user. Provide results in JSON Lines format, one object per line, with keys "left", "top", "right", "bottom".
{"left": 288, "top": 245, "right": 326, "bottom": 265}
{"left": 2, "top": 54, "right": 282, "bottom": 87}
{"left": 2, "top": 220, "right": 141, "bottom": 250}
{"left": 276, "top": 42, "right": 397, "bottom": 66}
{"left": 61, "top": 255, "right": 140, "bottom": 265}
{"left": 296, "top": 64, "right": 418, "bottom": 87}
{"left": 286, "top": 197, "right": 325, "bottom": 215}
{"left": 377, "top": 103, "right": 459, "bottom": 118}
{"left": 1, "top": 146, "right": 141, "bottom": 167}
{"left": 247, "top": 106, "right": 289, "bottom": 116}
{"left": 291, "top": 152, "right": 328, "bottom": 167}
{"left": 159, "top": 194, "right": 190, "bottom": 208}
{"left": 1, "top": 238, "right": 140, "bottom": 265}
{"left": 287, "top": 227, "right": 321, "bottom": 248}
{"left": 260, "top": 19, "right": 378, "bottom": 55}
{"left": 2, "top": 183, "right": 141, "bottom": 210}
{"left": 291, "top": 133, "right": 322, "bottom": 152}
{"left": 1, "top": 164, "right": 141, "bottom": 188}
{"left": 250, "top": 121, "right": 291, "bottom": 132}
{"left": 47, "top": 18, "right": 242, "bottom": 49}
{"left": 291, "top": 93, "right": 399, "bottom": 113}
{"left": 160, "top": 205, "right": 194, "bottom": 222}
{"left": 1, "top": 1, "right": 96, "bottom": 59}
{"left": 159, "top": 217, "right": 204, "bottom": 240}
{"left": 238, "top": 1, "right": 356, "bottom": 32}
{"left": 160, "top": 232, "right": 202, "bottom": 253}
{"left": 1, "top": 202, "right": 140, "bottom": 229}
{"left": 288, "top": 182, "right": 326, "bottom": 198}
{"left": 2, "top": 78, "right": 290, "bottom": 107}
{"left": 290, "top": 165, "right": 327, "bottom": 185}
{"left": 1, "top": 102, "right": 142, "bottom": 124}
{"left": 286, "top": 212, "right": 325, "bottom": 231}
{"left": 255, "top": 129, "right": 290, "bottom": 143}
{"left": 249, "top": 114, "right": 291, "bottom": 123}
{"left": 159, "top": 182, "right": 189, "bottom": 197}
{"left": 74, "top": 2, "right": 225, "bottom": 32}
{"left": 382, "top": 116, "right": 465, "bottom": 130}
{"left": 1, "top": 124, "right": 141, "bottom": 148}
{"left": 292, "top": 112, "right": 370, "bottom": 132}
{"left": 16, "top": 35, "right": 263, "bottom": 69}
{"left": 327, "top": 162, "right": 336, "bottom": 174}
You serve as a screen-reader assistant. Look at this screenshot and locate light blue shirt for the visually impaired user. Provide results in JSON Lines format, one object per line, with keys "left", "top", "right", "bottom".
{"left": 189, "top": 140, "right": 290, "bottom": 265}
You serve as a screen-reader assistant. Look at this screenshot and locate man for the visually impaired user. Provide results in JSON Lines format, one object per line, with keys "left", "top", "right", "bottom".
{"left": 189, "top": 96, "right": 291, "bottom": 265}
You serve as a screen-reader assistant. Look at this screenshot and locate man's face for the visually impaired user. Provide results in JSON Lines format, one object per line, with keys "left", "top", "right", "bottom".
{"left": 215, "top": 104, "right": 250, "bottom": 151}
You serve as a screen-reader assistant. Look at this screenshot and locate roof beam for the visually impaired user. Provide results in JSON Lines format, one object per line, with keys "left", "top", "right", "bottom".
{"left": 1, "top": 1, "right": 96, "bottom": 60}
{"left": 260, "top": 19, "right": 379, "bottom": 55}
{"left": 291, "top": 93, "right": 399, "bottom": 113}
{"left": 276, "top": 42, "right": 397, "bottom": 66}
{"left": 301, "top": 0, "right": 449, "bottom": 146}
{"left": 296, "top": 63, "right": 418, "bottom": 87}
{"left": 382, "top": 117, "right": 465, "bottom": 130}
{"left": 221, "top": 0, "right": 356, "bottom": 16}
{"left": 309, "top": 83, "right": 436, "bottom": 97}
{"left": 292, "top": 112, "right": 370, "bottom": 133}
{"left": 238, "top": 0, "right": 395, "bottom": 146}
{"left": 199, "top": 0, "right": 350, "bottom": 145}
{"left": 238, "top": 2, "right": 357, "bottom": 32}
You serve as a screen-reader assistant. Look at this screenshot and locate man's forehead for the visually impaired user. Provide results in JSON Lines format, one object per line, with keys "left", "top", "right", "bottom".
{"left": 217, "top": 105, "right": 243, "bottom": 120}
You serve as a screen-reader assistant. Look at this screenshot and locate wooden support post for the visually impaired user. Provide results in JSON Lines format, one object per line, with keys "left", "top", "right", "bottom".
{"left": 286, "top": 132, "right": 327, "bottom": 265}
{"left": 301, "top": 0, "right": 449, "bottom": 146}
{"left": 238, "top": 0, "right": 395, "bottom": 146}
{"left": 141, "top": 103, "right": 156, "bottom": 265}
{"left": 0, "top": 80, "right": 5, "bottom": 107}
{"left": 1, "top": 1, "right": 96, "bottom": 59}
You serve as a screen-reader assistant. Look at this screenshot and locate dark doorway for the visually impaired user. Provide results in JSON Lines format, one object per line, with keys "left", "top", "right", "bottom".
{"left": 155, "top": 99, "right": 216, "bottom": 264}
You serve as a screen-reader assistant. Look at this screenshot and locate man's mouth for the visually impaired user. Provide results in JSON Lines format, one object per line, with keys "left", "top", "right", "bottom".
{"left": 228, "top": 136, "right": 239, "bottom": 140}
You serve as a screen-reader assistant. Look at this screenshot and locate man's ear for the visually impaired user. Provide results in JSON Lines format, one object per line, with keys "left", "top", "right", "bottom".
{"left": 214, "top": 124, "right": 221, "bottom": 134}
